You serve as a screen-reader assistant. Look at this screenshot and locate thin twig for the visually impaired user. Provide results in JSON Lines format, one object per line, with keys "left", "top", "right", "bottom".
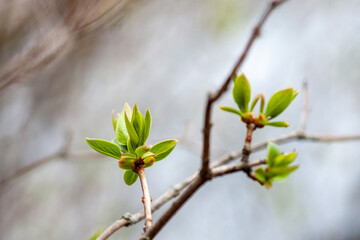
{"left": 200, "top": 0, "right": 285, "bottom": 180}
{"left": 141, "top": 1, "right": 286, "bottom": 239}
{"left": 240, "top": 123, "right": 263, "bottom": 184}
{"left": 241, "top": 123, "right": 256, "bottom": 164}
{"left": 137, "top": 166, "right": 152, "bottom": 232}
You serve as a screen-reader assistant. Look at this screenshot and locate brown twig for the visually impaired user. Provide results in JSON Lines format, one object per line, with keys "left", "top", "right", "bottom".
{"left": 136, "top": 166, "right": 152, "bottom": 233}
{"left": 200, "top": 0, "right": 285, "bottom": 180}
{"left": 141, "top": 1, "right": 287, "bottom": 239}
{"left": 241, "top": 123, "right": 256, "bottom": 164}
{"left": 240, "top": 123, "right": 263, "bottom": 184}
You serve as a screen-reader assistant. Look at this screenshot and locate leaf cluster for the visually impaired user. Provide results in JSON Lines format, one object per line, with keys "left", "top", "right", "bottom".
{"left": 220, "top": 73, "right": 299, "bottom": 128}
{"left": 254, "top": 142, "right": 298, "bottom": 188}
{"left": 86, "top": 103, "right": 177, "bottom": 185}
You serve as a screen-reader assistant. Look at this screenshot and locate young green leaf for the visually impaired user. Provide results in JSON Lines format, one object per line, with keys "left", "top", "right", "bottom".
{"left": 273, "top": 152, "right": 297, "bottom": 166}
{"left": 131, "top": 104, "right": 144, "bottom": 141}
{"left": 86, "top": 138, "right": 122, "bottom": 159}
{"left": 135, "top": 146, "right": 150, "bottom": 158}
{"left": 268, "top": 165, "right": 298, "bottom": 179}
{"left": 154, "top": 146, "right": 176, "bottom": 161}
{"left": 123, "top": 170, "right": 138, "bottom": 185}
{"left": 150, "top": 139, "right": 177, "bottom": 161}
{"left": 265, "top": 88, "right": 296, "bottom": 119}
{"left": 127, "top": 138, "right": 135, "bottom": 154}
{"left": 219, "top": 106, "right": 242, "bottom": 116}
{"left": 142, "top": 109, "right": 151, "bottom": 145}
{"left": 125, "top": 112, "right": 139, "bottom": 145}
{"left": 138, "top": 112, "right": 146, "bottom": 145}
{"left": 264, "top": 121, "right": 290, "bottom": 128}
{"left": 233, "top": 74, "right": 251, "bottom": 113}
{"left": 115, "top": 103, "right": 134, "bottom": 145}
{"left": 116, "top": 111, "right": 129, "bottom": 145}
{"left": 267, "top": 142, "right": 281, "bottom": 167}
{"left": 271, "top": 174, "right": 288, "bottom": 182}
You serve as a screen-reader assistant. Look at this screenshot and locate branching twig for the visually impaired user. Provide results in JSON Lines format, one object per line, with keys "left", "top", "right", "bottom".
{"left": 98, "top": 130, "right": 360, "bottom": 240}
{"left": 200, "top": 0, "right": 285, "bottom": 179}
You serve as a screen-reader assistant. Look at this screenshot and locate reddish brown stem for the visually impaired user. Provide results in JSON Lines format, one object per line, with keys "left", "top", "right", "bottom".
{"left": 137, "top": 166, "right": 152, "bottom": 232}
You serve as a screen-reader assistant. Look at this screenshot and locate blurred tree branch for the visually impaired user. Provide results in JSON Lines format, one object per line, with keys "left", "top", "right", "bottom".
{"left": 0, "top": 0, "right": 137, "bottom": 93}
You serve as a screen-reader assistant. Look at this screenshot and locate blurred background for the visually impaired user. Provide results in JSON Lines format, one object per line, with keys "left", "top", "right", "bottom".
{"left": 1, "top": 0, "right": 360, "bottom": 239}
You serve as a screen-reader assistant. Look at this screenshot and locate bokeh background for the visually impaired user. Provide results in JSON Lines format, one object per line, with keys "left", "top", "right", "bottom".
{"left": 1, "top": 0, "right": 360, "bottom": 239}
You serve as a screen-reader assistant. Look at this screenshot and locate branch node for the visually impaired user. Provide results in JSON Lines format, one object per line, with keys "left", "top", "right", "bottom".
{"left": 296, "top": 130, "right": 306, "bottom": 139}
{"left": 122, "top": 213, "right": 136, "bottom": 226}
{"left": 200, "top": 167, "right": 212, "bottom": 181}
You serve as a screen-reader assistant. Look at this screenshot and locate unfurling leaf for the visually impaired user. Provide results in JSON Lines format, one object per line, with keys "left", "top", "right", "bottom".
{"left": 86, "top": 138, "right": 122, "bottom": 159}
{"left": 150, "top": 139, "right": 177, "bottom": 161}
{"left": 141, "top": 109, "right": 151, "bottom": 145}
{"left": 233, "top": 73, "right": 251, "bottom": 113}
{"left": 123, "top": 170, "right": 138, "bottom": 185}
{"left": 116, "top": 111, "right": 129, "bottom": 145}
{"left": 219, "top": 106, "right": 242, "bottom": 116}
{"left": 265, "top": 88, "right": 298, "bottom": 119}
{"left": 125, "top": 112, "right": 139, "bottom": 145}
{"left": 131, "top": 104, "right": 144, "bottom": 142}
